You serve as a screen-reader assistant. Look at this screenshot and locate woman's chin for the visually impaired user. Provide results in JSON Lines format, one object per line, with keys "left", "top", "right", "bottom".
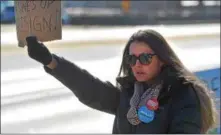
{"left": 135, "top": 77, "right": 148, "bottom": 82}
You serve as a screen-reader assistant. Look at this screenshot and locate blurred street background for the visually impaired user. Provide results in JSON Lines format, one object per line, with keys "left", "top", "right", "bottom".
{"left": 1, "top": 0, "right": 220, "bottom": 134}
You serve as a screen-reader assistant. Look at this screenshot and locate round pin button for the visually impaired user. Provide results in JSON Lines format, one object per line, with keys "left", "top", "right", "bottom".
{"left": 146, "top": 98, "right": 159, "bottom": 110}
{"left": 137, "top": 106, "right": 155, "bottom": 123}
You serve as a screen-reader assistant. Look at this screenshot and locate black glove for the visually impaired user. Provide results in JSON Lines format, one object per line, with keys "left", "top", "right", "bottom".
{"left": 26, "top": 36, "right": 52, "bottom": 65}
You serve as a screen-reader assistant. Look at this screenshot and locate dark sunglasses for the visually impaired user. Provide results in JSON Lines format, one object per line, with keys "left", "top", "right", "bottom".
{"left": 125, "top": 53, "right": 156, "bottom": 66}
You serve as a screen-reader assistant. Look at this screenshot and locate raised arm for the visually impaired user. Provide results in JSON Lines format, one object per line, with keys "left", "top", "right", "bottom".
{"left": 26, "top": 36, "right": 120, "bottom": 115}
{"left": 44, "top": 54, "right": 120, "bottom": 114}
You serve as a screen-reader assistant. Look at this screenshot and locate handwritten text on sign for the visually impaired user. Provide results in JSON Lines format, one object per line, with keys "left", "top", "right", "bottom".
{"left": 15, "top": 1, "right": 62, "bottom": 47}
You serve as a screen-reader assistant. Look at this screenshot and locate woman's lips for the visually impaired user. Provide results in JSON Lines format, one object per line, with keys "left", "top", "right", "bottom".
{"left": 135, "top": 71, "right": 146, "bottom": 76}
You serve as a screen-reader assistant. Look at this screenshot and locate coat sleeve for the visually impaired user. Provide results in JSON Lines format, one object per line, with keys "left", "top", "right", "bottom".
{"left": 43, "top": 54, "right": 120, "bottom": 115}
{"left": 167, "top": 85, "right": 202, "bottom": 133}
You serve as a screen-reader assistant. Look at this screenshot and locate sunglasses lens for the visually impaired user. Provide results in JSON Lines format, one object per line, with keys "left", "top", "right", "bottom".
{"left": 139, "top": 54, "right": 151, "bottom": 65}
{"left": 125, "top": 55, "right": 136, "bottom": 66}
{"left": 130, "top": 55, "right": 137, "bottom": 66}
{"left": 126, "top": 53, "right": 154, "bottom": 66}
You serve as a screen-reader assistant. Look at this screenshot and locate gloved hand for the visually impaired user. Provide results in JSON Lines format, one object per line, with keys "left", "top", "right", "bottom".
{"left": 26, "top": 36, "right": 52, "bottom": 65}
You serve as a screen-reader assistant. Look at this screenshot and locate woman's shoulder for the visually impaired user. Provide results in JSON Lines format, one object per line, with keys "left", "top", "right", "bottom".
{"left": 170, "top": 82, "right": 200, "bottom": 108}
{"left": 116, "top": 76, "right": 135, "bottom": 89}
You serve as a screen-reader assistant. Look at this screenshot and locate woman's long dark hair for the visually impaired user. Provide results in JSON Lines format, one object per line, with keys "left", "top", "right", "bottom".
{"left": 117, "top": 29, "right": 218, "bottom": 133}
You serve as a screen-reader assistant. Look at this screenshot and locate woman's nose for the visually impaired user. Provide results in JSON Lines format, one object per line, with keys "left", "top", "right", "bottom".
{"left": 135, "top": 60, "right": 142, "bottom": 66}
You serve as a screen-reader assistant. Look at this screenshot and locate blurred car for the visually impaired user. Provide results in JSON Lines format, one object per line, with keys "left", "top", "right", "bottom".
{"left": 62, "top": 8, "right": 72, "bottom": 25}
{"left": 1, "top": 6, "right": 15, "bottom": 23}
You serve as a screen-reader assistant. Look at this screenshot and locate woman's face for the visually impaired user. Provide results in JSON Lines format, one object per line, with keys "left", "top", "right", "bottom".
{"left": 128, "top": 41, "right": 164, "bottom": 82}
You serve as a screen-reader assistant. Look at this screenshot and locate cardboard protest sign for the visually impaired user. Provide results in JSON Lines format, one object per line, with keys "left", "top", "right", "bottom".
{"left": 14, "top": 1, "right": 62, "bottom": 47}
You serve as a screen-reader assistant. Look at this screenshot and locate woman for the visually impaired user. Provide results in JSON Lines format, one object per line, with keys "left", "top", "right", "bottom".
{"left": 26, "top": 29, "right": 217, "bottom": 134}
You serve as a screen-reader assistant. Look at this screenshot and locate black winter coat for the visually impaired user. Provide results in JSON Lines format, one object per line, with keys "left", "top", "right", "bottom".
{"left": 44, "top": 54, "right": 202, "bottom": 134}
